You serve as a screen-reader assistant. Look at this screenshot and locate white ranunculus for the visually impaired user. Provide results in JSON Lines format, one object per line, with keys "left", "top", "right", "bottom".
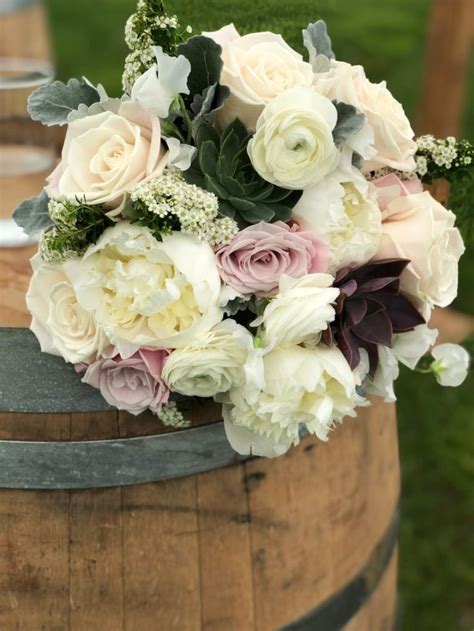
{"left": 374, "top": 192, "right": 465, "bottom": 316}
{"left": 63, "top": 223, "right": 223, "bottom": 357}
{"left": 252, "top": 274, "right": 339, "bottom": 348}
{"left": 131, "top": 46, "right": 191, "bottom": 118}
{"left": 392, "top": 324, "right": 439, "bottom": 370}
{"left": 162, "top": 320, "right": 254, "bottom": 397}
{"left": 363, "top": 346, "right": 399, "bottom": 403}
{"left": 222, "top": 344, "right": 366, "bottom": 457}
{"left": 431, "top": 343, "right": 470, "bottom": 387}
{"left": 248, "top": 88, "right": 340, "bottom": 190}
{"left": 206, "top": 29, "right": 314, "bottom": 131}
{"left": 292, "top": 150, "right": 382, "bottom": 273}
{"left": 47, "top": 101, "right": 169, "bottom": 212}
{"left": 314, "top": 61, "right": 417, "bottom": 172}
{"left": 26, "top": 254, "right": 110, "bottom": 364}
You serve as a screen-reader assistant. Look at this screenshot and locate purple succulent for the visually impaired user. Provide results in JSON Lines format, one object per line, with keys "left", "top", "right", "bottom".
{"left": 322, "top": 259, "right": 425, "bottom": 377}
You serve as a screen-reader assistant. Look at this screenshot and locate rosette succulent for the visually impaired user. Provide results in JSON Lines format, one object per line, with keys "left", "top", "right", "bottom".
{"left": 184, "top": 119, "right": 302, "bottom": 227}
{"left": 322, "top": 259, "right": 425, "bottom": 376}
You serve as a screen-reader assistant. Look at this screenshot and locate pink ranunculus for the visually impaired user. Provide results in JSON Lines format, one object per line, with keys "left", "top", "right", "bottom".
{"left": 80, "top": 348, "right": 170, "bottom": 416}
{"left": 372, "top": 173, "right": 424, "bottom": 213}
{"left": 216, "top": 221, "right": 329, "bottom": 296}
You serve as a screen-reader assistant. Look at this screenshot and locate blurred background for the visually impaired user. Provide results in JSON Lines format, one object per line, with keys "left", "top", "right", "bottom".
{"left": 2, "top": 0, "right": 473, "bottom": 628}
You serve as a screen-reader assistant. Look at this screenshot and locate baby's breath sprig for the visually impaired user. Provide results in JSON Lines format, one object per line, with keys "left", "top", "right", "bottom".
{"left": 125, "top": 170, "right": 239, "bottom": 246}
{"left": 415, "top": 135, "right": 473, "bottom": 184}
{"left": 39, "top": 199, "right": 113, "bottom": 263}
{"left": 123, "top": 0, "right": 193, "bottom": 93}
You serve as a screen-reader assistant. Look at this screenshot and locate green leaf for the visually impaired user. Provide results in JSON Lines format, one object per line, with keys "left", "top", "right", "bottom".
{"left": 332, "top": 100, "right": 365, "bottom": 147}
{"left": 239, "top": 203, "right": 275, "bottom": 224}
{"left": 199, "top": 141, "right": 219, "bottom": 176}
{"left": 27, "top": 78, "right": 100, "bottom": 127}
{"left": 205, "top": 174, "right": 229, "bottom": 199}
{"left": 13, "top": 190, "right": 52, "bottom": 236}
{"left": 178, "top": 36, "right": 224, "bottom": 98}
{"left": 183, "top": 168, "right": 207, "bottom": 189}
{"left": 190, "top": 83, "right": 230, "bottom": 140}
{"left": 218, "top": 200, "right": 236, "bottom": 219}
{"left": 195, "top": 121, "right": 220, "bottom": 149}
{"left": 220, "top": 174, "right": 246, "bottom": 197}
{"left": 302, "top": 20, "right": 335, "bottom": 64}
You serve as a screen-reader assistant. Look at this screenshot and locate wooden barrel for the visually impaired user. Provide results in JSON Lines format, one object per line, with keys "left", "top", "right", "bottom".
{"left": 0, "top": 0, "right": 52, "bottom": 62}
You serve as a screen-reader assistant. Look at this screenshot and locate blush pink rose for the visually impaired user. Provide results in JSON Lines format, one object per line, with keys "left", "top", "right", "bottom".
{"left": 80, "top": 348, "right": 170, "bottom": 416}
{"left": 216, "top": 221, "right": 329, "bottom": 296}
{"left": 372, "top": 173, "right": 424, "bottom": 213}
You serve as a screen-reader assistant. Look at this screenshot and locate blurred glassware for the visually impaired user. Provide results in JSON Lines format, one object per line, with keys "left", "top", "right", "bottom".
{"left": 0, "top": 0, "right": 55, "bottom": 248}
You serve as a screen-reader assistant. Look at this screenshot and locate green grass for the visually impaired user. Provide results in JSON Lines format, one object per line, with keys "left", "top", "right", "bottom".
{"left": 44, "top": 1, "right": 474, "bottom": 628}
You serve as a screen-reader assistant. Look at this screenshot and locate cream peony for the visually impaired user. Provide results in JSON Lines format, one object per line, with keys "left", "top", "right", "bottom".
{"left": 47, "top": 101, "right": 192, "bottom": 213}
{"left": 292, "top": 151, "right": 382, "bottom": 273}
{"left": 63, "top": 223, "right": 223, "bottom": 357}
{"left": 163, "top": 320, "right": 253, "bottom": 397}
{"left": 206, "top": 28, "right": 314, "bottom": 131}
{"left": 314, "top": 61, "right": 417, "bottom": 171}
{"left": 248, "top": 88, "right": 339, "bottom": 189}
{"left": 27, "top": 254, "right": 109, "bottom": 364}
{"left": 374, "top": 192, "right": 465, "bottom": 315}
{"left": 222, "top": 344, "right": 365, "bottom": 457}
{"left": 252, "top": 274, "right": 339, "bottom": 348}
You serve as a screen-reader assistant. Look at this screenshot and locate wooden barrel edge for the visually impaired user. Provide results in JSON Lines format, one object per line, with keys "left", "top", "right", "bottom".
{"left": 280, "top": 506, "right": 399, "bottom": 631}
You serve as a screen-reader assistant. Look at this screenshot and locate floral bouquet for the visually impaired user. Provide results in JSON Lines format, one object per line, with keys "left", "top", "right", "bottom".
{"left": 14, "top": 1, "right": 472, "bottom": 457}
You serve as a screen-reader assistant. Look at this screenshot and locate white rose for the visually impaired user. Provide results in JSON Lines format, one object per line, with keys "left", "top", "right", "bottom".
{"left": 163, "top": 320, "right": 253, "bottom": 397}
{"left": 63, "top": 223, "right": 223, "bottom": 357}
{"left": 26, "top": 254, "right": 110, "bottom": 364}
{"left": 131, "top": 46, "right": 191, "bottom": 118}
{"left": 293, "top": 150, "right": 382, "bottom": 273}
{"left": 431, "top": 343, "right": 470, "bottom": 387}
{"left": 247, "top": 88, "right": 340, "bottom": 190}
{"left": 47, "top": 101, "right": 179, "bottom": 212}
{"left": 222, "top": 344, "right": 366, "bottom": 457}
{"left": 374, "top": 192, "right": 465, "bottom": 315}
{"left": 314, "top": 61, "right": 417, "bottom": 171}
{"left": 252, "top": 274, "right": 339, "bottom": 348}
{"left": 209, "top": 29, "right": 314, "bottom": 131}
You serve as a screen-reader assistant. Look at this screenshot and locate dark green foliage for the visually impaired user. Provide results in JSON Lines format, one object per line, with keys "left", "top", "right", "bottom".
{"left": 184, "top": 119, "right": 302, "bottom": 226}
{"left": 41, "top": 200, "right": 114, "bottom": 261}
{"left": 177, "top": 36, "right": 224, "bottom": 100}
{"left": 122, "top": 199, "right": 179, "bottom": 240}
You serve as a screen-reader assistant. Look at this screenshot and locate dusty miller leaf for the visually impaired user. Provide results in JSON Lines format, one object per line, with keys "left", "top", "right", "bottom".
{"left": 302, "top": 20, "right": 335, "bottom": 72}
{"left": 177, "top": 36, "right": 224, "bottom": 100}
{"left": 190, "top": 83, "right": 230, "bottom": 139}
{"left": 28, "top": 78, "right": 100, "bottom": 126}
{"left": 332, "top": 101, "right": 365, "bottom": 147}
{"left": 13, "top": 190, "right": 52, "bottom": 236}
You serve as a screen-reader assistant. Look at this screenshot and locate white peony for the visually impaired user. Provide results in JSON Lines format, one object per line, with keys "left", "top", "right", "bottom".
{"left": 247, "top": 88, "right": 340, "bottom": 190}
{"left": 314, "top": 60, "right": 417, "bottom": 172}
{"left": 374, "top": 192, "right": 465, "bottom": 316}
{"left": 162, "top": 320, "right": 253, "bottom": 397}
{"left": 131, "top": 46, "right": 191, "bottom": 118}
{"left": 292, "top": 150, "right": 382, "bottom": 273}
{"left": 26, "top": 254, "right": 110, "bottom": 364}
{"left": 222, "top": 344, "right": 366, "bottom": 457}
{"left": 63, "top": 223, "right": 223, "bottom": 357}
{"left": 252, "top": 274, "right": 339, "bottom": 348}
{"left": 205, "top": 28, "right": 314, "bottom": 132}
{"left": 431, "top": 344, "right": 470, "bottom": 387}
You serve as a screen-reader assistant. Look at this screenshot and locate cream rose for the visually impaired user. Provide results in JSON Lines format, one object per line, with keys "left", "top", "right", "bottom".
{"left": 221, "top": 344, "right": 365, "bottom": 457}
{"left": 163, "top": 320, "right": 253, "bottom": 397}
{"left": 206, "top": 28, "right": 314, "bottom": 131}
{"left": 47, "top": 101, "right": 175, "bottom": 212}
{"left": 26, "top": 254, "right": 109, "bottom": 364}
{"left": 63, "top": 223, "right": 223, "bottom": 357}
{"left": 293, "top": 153, "right": 382, "bottom": 273}
{"left": 248, "top": 88, "right": 339, "bottom": 189}
{"left": 314, "top": 61, "right": 417, "bottom": 171}
{"left": 252, "top": 274, "right": 339, "bottom": 348}
{"left": 374, "top": 192, "right": 465, "bottom": 315}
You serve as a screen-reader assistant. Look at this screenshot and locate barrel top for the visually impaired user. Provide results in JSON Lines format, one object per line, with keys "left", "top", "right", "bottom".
{"left": 0, "top": 327, "right": 114, "bottom": 413}
{"left": 0, "top": 0, "right": 40, "bottom": 14}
